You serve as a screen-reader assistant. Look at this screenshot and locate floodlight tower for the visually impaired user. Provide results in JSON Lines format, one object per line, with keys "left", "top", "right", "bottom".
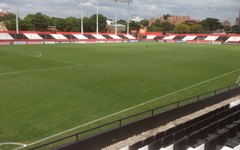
{"left": 127, "top": 1, "right": 132, "bottom": 35}
{"left": 96, "top": 0, "right": 99, "bottom": 35}
{"left": 239, "top": 9, "right": 240, "bottom": 26}
{"left": 15, "top": 0, "right": 19, "bottom": 34}
{"left": 114, "top": 0, "right": 117, "bottom": 35}
{"left": 80, "top": 0, "right": 83, "bottom": 34}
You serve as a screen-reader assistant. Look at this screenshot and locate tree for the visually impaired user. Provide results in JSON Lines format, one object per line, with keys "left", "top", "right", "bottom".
{"left": 200, "top": 20, "right": 210, "bottom": 32}
{"left": 20, "top": 14, "right": 35, "bottom": 30}
{"left": 140, "top": 19, "right": 149, "bottom": 27}
{"left": 22, "top": 13, "right": 52, "bottom": 31}
{"left": 129, "top": 21, "right": 141, "bottom": 30}
{"left": 231, "top": 25, "right": 240, "bottom": 33}
{"left": 148, "top": 19, "right": 161, "bottom": 31}
{"left": 3, "top": 12, "right": 107, "bottom": 32}
{"left": 98, "top": 14, "right": 107, "bottom": 32}
{"left": 20, "top": 19, "right": 33, "bottom": 31}
{"left": 83, "top": 14, "right": 107, "bottom": 32}
{"left": 4, "top": 19, "right": 16, "bottom": 30}
{"left": 117, "top": 19, "right": 127, "bottom": 26}
{"left": 65, "top": 17, "right": 79, "bottom": 31}
{"left": 163, "top": 14, "right": 171, "bottom": 20}
{"left": 148, "top": 20, "right": 174, "bottom": 33}
{"left": 34, "top": 13, "right": 52, "bottom": 31}
{"left": 52, "top": 17, "right": 66, "bottom": 31}
{"left": 174, "top": 24, "right": 191, "bottom": 33}
{"left": 160, "top": 21, "right": 174, "bottom": 33}
{"left": 0, "top": 13, "right": 16, "bottom": 22}
{"left": 3, "top": 13, "right": 21, "bottom": 30}
{"left": 200, "top": 18, "right": 221, "bottom": 32}
{"left": 224, "top": 26, "right": 231, "bottom": 32}
{"left": 191, "top": 24, "right": 204, "bottom": 33}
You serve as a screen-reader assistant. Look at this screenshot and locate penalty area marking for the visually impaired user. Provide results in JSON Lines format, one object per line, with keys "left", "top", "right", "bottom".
{"left": 18, "top": 67, "right": 240, "bottom": 150}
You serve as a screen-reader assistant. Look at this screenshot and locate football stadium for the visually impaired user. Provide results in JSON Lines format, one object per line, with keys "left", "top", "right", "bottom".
{"left": 0, "top": 1, "right": 240, "bottom": 150}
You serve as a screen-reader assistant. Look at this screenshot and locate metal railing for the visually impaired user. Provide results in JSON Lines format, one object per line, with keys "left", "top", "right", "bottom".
{"left": 30, "top": 84, "right": 239, "bottom": 150}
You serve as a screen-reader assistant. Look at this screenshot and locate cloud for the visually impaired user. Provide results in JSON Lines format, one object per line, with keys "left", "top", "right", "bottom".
{"left": 0, "top": 0, "right": 239, "bottom": 24}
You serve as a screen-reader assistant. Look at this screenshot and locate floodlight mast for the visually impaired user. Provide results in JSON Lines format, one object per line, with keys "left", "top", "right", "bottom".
{"left": 96, "top": 0, "right": 99, "bottom": 35}
{"left": 15, "top": 0, "right": 19, "bottom": 34}
{"left": 81, "top": 0, "right": 83, "bottom": 34}
{"left": 127, "top": 2, "right": 130, "bottom": 35}
{"left": 114, "top": 0, "right": 117, "bottom": 35}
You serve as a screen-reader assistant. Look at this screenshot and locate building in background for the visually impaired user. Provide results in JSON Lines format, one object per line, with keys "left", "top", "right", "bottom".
{"left": 0, "top": 8, "right": 7, "bottom": 17}
{"left": 236, "top": 10, "right": 240, "bottom": 25}
{"left": 148, "top": 18, "right": 155, "bottom": 26}
{"left": 185, "top": 19, "right": 199, "bottom": 24}
{"left": 130, "top": 16, "right": 143, "bottom": 23}
{"left": 159, "top": 15, "right": 190, "bottom": 25}
{"left": 0, "top": 8, "right": 8, "bottom": 31}
{"left": 223, "top": 20, "right": 231, "bottom": 27}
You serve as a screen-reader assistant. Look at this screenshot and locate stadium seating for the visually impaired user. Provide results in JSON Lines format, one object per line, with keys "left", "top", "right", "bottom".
{"left": 204, "top": 36, "right": 219, "bottom": 41}
{"left": 92, "top": 34, "right": 106, "bottom": 40}
{"left": 124, "top": 34, "right": 136, "bottom": 40}
{"left": 109, "top": 34, "right": 122, "bottom": 40}
{"left": 118, "top": 35, "right": 129, "bottom": 39}
{"left": 50, "top": 34, "right": 68, "bottom": 40}
{"left": 0, "top": 32, "right": 240, "bottom": 44}
{"left": 62, "top": 34, "right": 77, "bottom": 40}
{"left": 0, "top": 33, "right": 14, "bottom": 40}
{"left": 83, "top": 34, "right": 97, "bottom": 39}
{"left": 24, "top": 33, "right": 43, "bottom": 40}
{"left": 182, "top": 36, "right": 197, "bottom": 41}
{"left": 216, "top": 36, "right": 229, "bottom": 42}
{"left": 163, "top": 35, "right": 176, "bottom": 40}
{"left": 226, "top": 36, "right": 240, "bottom": 43}
{"left": 119, "top": 102, "right": 240, "bottom": 150}
{"left": 146, "top": 35, "right": 157, "bottom": 40}
{"left": 72, "top": 34, "right": 88, "bottom": 40}
{"left": 173, "top": 36, "right": 183, "bottom": 40}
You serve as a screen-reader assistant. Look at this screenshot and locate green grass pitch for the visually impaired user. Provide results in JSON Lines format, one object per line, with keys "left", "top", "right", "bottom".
{"left": 0, "top": 42, "right": 240, "bottom": 149}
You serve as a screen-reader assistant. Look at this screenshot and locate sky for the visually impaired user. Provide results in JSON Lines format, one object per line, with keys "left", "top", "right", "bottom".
{"left": 0, "top": 0, "right": 240, "bottom": 25}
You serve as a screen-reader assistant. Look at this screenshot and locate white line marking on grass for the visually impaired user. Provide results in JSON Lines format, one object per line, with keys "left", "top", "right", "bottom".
{"left": 0, "top": 142, "right": 27, "bottom": 147}
{"left": 0, "top": 50, "right": 76, "bottom": 65}
{"left": 35, "top": 52, "right": 42, "bottom": 57}
{"left": 236, "top": 75, "right": 240, "bottom": 85}
{"left": 0, "top": 65, "right": 82, "bottom": 76}
{"left": 19, "top": 67, "right": 240, "bottom": 149}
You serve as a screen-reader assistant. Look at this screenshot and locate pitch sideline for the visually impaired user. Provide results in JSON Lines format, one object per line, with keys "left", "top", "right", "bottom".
{"left": 14, "top": 67, "right": 240, "bottom": 150}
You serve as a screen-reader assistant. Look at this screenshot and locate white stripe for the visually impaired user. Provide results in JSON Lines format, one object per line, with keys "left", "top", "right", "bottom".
{"left": 236, "top": 75, "right": 240, "bottom": 84}
{"left": 0, "top": 142, "right": 27, "bottom": 147}
{"left": 0, "top": 50, "right": 77, "bottom": 65}
{"left": 35, "top": 52, "right": 42, "bottom": 57}
{"left": 0, "top": 65, "right": 81, "bottom": 76}
{"left": 17, "top": 67, "right": 240, "bottom": 149}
